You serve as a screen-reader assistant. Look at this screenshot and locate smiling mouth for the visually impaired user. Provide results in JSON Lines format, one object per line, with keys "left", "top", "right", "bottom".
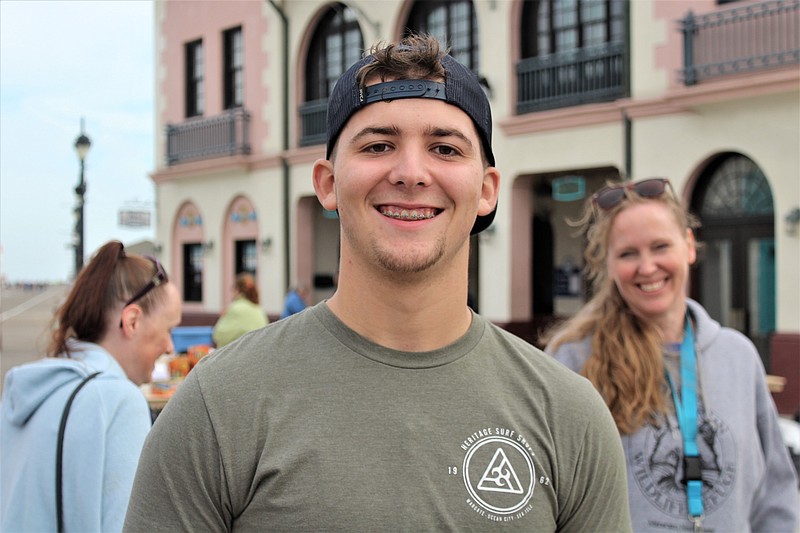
{"left": 378, "top": 206, "right": 439, "bottom": 221}
{"left": 639, "top": 280, "right": 666, "bottom": 292}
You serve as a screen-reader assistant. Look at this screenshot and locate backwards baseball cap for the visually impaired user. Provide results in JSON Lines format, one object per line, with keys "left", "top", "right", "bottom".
{"left": 325, "top": 50, "right": 497, "bottom": 235}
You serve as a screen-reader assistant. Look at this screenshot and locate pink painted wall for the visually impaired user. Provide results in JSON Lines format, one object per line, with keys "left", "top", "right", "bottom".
{"left": 158, "top": 1, "right": 271, "bottom": 159}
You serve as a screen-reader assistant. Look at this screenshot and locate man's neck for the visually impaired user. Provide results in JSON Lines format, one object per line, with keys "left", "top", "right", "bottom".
{"left": 327, "top": 264, "right": 473, "bottom": 352}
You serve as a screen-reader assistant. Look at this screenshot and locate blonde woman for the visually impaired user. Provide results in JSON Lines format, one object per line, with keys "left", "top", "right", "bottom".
{"left": 545, "top": 178, "right": 798, "bottom": 532}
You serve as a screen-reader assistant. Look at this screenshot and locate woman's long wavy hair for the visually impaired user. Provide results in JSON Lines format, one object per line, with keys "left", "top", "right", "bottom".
{"left": 543, "top": 181, "right": 700, "bottom": 434}
{"left": 48, "top": 241, "right": 169, "bottom": 358}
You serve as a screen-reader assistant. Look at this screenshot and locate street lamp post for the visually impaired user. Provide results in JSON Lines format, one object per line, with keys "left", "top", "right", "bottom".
{"left": 73, "top": 120, "right": 91, "bottom": 276}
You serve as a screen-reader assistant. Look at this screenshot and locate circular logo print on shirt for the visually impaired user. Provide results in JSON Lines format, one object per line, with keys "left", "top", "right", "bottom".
{"left": 463, "top": 435, "right": 535, "bottom": 516}
{"left": 627, "top": 410, "right": 736, "bottom": 519}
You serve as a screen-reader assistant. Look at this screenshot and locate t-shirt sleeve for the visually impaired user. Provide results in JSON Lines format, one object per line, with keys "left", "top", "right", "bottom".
{"left": 123, "top": 372, "right": 230, "bottom": 532}
{"left": 556, "top": 388, "right": 632, "bottom": 532}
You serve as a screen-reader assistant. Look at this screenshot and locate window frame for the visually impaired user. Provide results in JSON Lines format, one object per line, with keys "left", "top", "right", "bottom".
{"left": 185, "top": 39, "right": 205, "bottom": 117}
{"left": 404, "top": 0, "right": 479, "bottom": 71}
{"left": 305, "top": 4, "right": 363, "bottom": 101}
{"left": 183, "top": 242, "right": 204, "bottom": 302}
{"left": 521, "top": 0, "right": 625, "bottom": 59}
{"left": 223, "top": 26, "right": 244, "bottom": 110}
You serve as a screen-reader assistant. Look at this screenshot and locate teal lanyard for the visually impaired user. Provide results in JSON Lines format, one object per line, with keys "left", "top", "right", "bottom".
{"left": 665, "top": 316, "right": 704, "bottom": 529}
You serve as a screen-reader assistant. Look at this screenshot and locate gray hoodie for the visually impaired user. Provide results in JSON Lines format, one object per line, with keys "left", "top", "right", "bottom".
{"left": 548, "top": 299, "right": 799, "bottom": 532}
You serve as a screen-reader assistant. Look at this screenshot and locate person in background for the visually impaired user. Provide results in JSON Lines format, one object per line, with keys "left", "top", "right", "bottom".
{"left": 1, "top": 240, "right": 182, "bottom": 532}
{"left": 124, "top": 34, "right": 630, "bottom": 531}
{"left": 279, "top": 283, "right": 310, "bottom": 319}
{"left": 543, "top": 177, "right": 799, "bottom": 532}
{"left": 212, "top": 272, "right": 268, "bottom": 347}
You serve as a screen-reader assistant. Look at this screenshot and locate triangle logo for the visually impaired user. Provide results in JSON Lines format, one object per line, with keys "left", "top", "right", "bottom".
{"left": 476, "top": 447, "right": 524, "bottom": 494}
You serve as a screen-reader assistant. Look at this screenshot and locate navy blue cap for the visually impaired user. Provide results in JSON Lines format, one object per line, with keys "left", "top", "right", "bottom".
{"left": 326, "top": 53, "right": 496, "bottom": 235}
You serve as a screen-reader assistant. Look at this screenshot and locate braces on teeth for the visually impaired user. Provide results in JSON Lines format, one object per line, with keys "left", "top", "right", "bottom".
{"left": 383, "top": 209, "right": 435, "bottom": 220}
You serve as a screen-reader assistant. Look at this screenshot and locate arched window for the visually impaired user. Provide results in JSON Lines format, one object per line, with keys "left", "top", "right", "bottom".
{"left": 306, "top": 4, "right": 363, "bottom": 101}
{"left": 521, "top": 0, "right": 625, "bottom": 58}
{"left": 300, "top": 4, "right": 364, "bottom": 146}
{"left": 691, "top": 153, "right": 775, "bottom": 364}
{"left": 404, "top": 0, "right": 479, "bottom": 71}
{"left": 695, "top": 155, "right": 774, "bottom": 218}
{"left": 174, "top": 202, "right": 206, "bottom": 303}
{"left": 517, "top": 0, "right": 627, "bottom": 113}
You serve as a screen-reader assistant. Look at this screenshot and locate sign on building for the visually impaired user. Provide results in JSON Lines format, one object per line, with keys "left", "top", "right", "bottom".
{"left": 119, "top": 210, "right": 151, "bottom": 228}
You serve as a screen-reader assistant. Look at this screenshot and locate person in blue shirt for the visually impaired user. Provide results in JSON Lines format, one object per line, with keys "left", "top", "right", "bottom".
{"left": 280, "top": 283, "right": 310, "bottom": 319}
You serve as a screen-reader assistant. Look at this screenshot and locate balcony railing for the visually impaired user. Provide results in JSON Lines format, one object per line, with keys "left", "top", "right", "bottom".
{"left": 680, "top": 0, "right": 800, "bottom": 85}
{"left": 516, "top": 41, "right": 627, "bottom": 115}
{"left": 166, "top": 108, "right": 251, "bottom": 166}
{"left": 299, "top": 98, "right": 328, "bottom": 148}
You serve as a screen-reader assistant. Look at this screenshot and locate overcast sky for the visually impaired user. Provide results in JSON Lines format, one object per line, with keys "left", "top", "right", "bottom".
{"left": 1, "top": 0, "right": 155, "bottom": 283}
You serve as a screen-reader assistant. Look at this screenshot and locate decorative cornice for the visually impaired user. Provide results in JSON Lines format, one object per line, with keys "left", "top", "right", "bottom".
{"left": 151, "top": 153, "right": 284, "bottom": 183}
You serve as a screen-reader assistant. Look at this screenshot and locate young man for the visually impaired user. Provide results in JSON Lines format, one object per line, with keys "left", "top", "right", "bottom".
{"left": 124, "top": 35, "right": 631, "bottom": 531}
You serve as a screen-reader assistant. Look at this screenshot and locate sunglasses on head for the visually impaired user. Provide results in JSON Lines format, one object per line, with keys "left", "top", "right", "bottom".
{"left": 119, "top": 257, "right": 168, "bottom": 328}
{"left": 124, "top": 257, "right": 168, "bottom": 307}
{"left": 591, "top": 178, "right": 673, "bottom": 211}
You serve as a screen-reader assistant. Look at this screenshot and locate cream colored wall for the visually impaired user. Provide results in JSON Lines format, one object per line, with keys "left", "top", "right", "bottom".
{"left": 484, "top": 122, "right": 624, "bottom": 322}
{"left": 157, "top": 167, "right": 285, "bottom": 315}
{"left": 633, "top": 90, "right": 800, "bottom": 331}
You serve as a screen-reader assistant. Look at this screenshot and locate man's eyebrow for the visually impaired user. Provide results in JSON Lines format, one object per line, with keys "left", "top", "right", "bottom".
{"left": 348, "top": 124, "right": 475, "bottom": 152}
{"left": 349, "top": 125, "right": 401, "bottom": 145}
{"left": 424, "top": 126, "right": 475, "bottom": 151}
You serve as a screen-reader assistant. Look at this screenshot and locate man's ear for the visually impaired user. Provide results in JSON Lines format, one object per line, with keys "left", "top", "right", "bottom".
{"left": 312, "top": 158, "right": 337, "bottom": 211}
{"left": 478, "top": 166, "right": 500, "bottom": 216}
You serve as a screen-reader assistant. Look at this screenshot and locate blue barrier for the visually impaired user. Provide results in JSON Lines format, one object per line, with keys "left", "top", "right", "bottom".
{"left": 171, "top": 326, "right": 214, "bottom": 353}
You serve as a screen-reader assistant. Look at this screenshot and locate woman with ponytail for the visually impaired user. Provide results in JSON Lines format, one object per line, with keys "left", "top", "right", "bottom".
{"left": 1, "top": 240, "right": 182, "bottom": 532}
{"left": 543, "top": 178, "right": 798, "bottom": 532}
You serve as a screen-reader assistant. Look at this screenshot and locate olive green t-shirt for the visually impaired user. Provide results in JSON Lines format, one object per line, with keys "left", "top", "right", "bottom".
{"left": 125, "top": 303, "right": 630, "bottom": 532}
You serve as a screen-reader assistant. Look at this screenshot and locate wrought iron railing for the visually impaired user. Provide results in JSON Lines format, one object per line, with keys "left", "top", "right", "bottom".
{"left": 299, "top": 98, "right": 328, "bottom": 147}
{"left": 516, "top": 41, "right": 627, "bottom": 115}
{"left": 680, "top": 0, "right": 800, "bottom": 85}
{"left": 166, "top": 108, "right": 251, "bottom": 166}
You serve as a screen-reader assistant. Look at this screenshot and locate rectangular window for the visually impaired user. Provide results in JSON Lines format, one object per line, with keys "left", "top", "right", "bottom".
{"left": 223, "top": 27, "right": 243, "bottom": 109}
{"left": 183, "top": 243, "right": 203, "bottom": 302}
{"left": 235, "top": 240, "right": 257, "bottom": 277}
{"left": 185, "top": 39, "right": 204, "bottom": 117}
{"left": 581, "top": 0, "right": 607, "bottom": 47}
{"left": 553, "top": 0, "right": 579, "bottom": 52}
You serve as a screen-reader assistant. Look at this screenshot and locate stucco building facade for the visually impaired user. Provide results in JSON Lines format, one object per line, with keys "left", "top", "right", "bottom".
{"left": 151, "top": 0, "right": 799, "bottom": 412}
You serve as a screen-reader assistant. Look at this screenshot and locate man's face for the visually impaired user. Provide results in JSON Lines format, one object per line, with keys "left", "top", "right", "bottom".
{"left": 314, "top": 97, "right": 498, "bottom": 277}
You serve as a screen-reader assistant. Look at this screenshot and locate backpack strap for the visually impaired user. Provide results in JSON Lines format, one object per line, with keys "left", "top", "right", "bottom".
{"left": 56, "top": 371, "right": 102, "bottom": 533}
